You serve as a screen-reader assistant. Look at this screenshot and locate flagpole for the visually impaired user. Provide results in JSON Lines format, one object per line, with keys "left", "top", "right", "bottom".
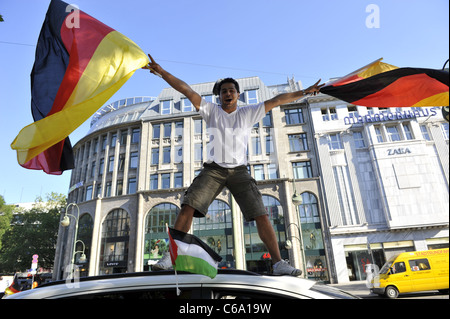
{"left": 166, "top": 223, "right": 181, "bottom": 296}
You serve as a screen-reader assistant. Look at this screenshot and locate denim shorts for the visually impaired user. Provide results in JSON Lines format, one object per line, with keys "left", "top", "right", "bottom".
{"left": 182, "top": 162, "right": 267, "bottom": 221}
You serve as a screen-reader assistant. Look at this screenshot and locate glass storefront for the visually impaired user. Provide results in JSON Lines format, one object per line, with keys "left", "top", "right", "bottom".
{"left": 99, "top": 209, "right": 130, "bottom": 274}
{"left": 144, "top": 200, "right": 235, "bottom": 270}
{"left": 193, "top": 200, "right": 234, "bottom": 269}
{"left": 74, "top": 213, "right": 93, "bottom": 277}
{"left": 244, "top": 195, "right": 287, "bottom": 274}
{"left": 144, "top": 203, "right": 179, "bottom": 270}
{"left": 298, "top": 192, "right": 329, "bottom": 282}
{"left": 344, "top": 241, "right": 415, "bottom": 281}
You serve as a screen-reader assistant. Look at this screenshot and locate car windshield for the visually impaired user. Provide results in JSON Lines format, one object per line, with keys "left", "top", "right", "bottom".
{"left": 379, "top": 261, "right": 393, "bottom": 274}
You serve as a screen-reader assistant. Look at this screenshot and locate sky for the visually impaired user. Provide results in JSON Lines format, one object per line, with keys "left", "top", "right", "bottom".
{"left": 0, "top": 0, "right": 448, "bottom": 204}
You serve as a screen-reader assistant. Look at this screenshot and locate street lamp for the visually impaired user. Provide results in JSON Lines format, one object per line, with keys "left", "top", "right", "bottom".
{"left": 290, "top": 179, "right": 306, "bottom": 276}
{"left": 292, "top": 192, "right": 303, "bottom": 205}
{"left": 285, "top": 221, "right": 307, "bottom": 277}
{"left": 60, "top": 203, "right": 86, "bottom": 277}
{"left": 74, "top": 240, "right": 87, "bottom": 263}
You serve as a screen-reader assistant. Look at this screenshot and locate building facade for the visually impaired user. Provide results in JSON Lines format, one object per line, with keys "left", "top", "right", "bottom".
{"left": 308, "top": 95, "right": 449, "bottom": 283}
{"left": 54, "top": 77, "right": 331, "bottom": 282}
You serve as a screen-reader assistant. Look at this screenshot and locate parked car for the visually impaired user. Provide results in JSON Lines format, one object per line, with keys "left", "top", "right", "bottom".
{"left": 3, "top": 269, "right": 359, "bottom": 299}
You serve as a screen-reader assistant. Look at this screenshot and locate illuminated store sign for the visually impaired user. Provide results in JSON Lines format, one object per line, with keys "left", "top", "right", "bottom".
{"left": 344, "top": 107, "right": 439, "bottom": 125}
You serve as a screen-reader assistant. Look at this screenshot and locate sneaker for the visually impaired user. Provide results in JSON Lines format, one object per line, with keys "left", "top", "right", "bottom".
{"left": 152, "top": 252, "right": 173, "bottom": 271}
{"left": 273, "top": 260, "right": 302, "bottom": 276}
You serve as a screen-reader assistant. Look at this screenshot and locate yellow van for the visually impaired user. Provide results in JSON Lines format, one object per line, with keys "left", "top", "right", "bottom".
{"left": 371, "top": 248, "right": 449, "bottom": 298}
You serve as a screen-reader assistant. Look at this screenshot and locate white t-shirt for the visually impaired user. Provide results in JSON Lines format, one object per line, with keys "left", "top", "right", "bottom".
{"left": 199, "top": 99, "right": 266, "bottom": 168}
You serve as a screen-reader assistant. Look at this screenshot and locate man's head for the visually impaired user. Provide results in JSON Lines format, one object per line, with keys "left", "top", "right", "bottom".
{"left": 213, "top": 78, "right": 240, "bottom": 110}
{"left": 213, "top": 78, "right": 240, "bottom": 96}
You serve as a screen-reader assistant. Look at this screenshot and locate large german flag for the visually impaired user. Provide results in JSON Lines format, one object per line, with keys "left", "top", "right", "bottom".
{"left": 10, "top": 0, "right": 149, "bottom": 174}
{"left": 320, "top": 58, "right": 449, "bottom": 108}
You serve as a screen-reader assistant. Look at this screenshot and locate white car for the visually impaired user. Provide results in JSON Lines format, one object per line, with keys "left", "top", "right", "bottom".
{"left": 3, "top": 269, "right": 359, "bottom": 299}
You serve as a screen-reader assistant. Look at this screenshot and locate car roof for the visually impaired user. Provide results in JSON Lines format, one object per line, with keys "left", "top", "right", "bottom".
{"left": 4, "top": 269, "right": 354, "bottom": 299}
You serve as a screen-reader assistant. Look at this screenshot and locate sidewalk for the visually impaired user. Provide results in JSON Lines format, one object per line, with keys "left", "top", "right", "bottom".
{"left": 329, "top": 280, "right": 377, "bottom": 298}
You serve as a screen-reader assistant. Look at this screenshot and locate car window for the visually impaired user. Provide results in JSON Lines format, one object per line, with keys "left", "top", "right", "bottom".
{"left": 62, "top": 288, "right": 201, "bottom": 299}
{"left": 409, "top": 258, "right": 431, "bottom": 271}
{"left": 391, "top": 262, "right": 406, "bottom": 274}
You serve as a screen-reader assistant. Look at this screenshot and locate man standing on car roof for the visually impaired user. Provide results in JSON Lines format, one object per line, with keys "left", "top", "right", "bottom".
{"left": 144, "top": 54, "right": 323, "bottom": 276}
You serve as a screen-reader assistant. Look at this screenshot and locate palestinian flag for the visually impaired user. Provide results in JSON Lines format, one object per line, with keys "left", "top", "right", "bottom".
{"left": 10, "top": 0, "right": 149, "bottom": 174}
{"left": 320, "top": 58, "right": 449, "bottom": 108}
{"left": 168, "top": 227, "right": 222, "bottom": 279}
{"left": 4, "top": 274, "right": 22, "bottom": 296}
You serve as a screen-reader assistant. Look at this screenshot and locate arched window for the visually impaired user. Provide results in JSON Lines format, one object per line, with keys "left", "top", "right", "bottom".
{"left": 296, "top": 192, "right": 329, "bottom": 282}
{"left": 99, "top": 209, "right": 130, "bottom": 274}
{"left": 263, "top": 195, "right": 284, "bottom": 225}
{"left": 244, "top": 195, "right": 287, "bottom": 273}
{"left": 144, "top": 203, "right": 180, "bottom": 268}
{"left": 298, "top": 192, "right": 320, "bottom": 223}
{"left": 146, "top": 203, "right": 179, "bottom": 234}
{"left": 193, "top": 199, "right": 233, "bottom": 268}
{"left": 193, "top": 199, "right": 232, "bottom": 230}
{"left": 75, "top": 213, "right": 93, "bottom": 277}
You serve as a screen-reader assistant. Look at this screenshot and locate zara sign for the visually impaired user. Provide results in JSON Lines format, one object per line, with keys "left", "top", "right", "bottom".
{"left": 387, "top": 147, "right": 411, "bottom": 156}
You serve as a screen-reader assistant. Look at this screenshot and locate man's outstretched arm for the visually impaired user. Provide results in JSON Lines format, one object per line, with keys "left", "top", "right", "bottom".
{"left": 264, "top": 79, "right": 325, "bottom": 113}
{"left": 143, "top": 54, "right": 202, "bottom": 110}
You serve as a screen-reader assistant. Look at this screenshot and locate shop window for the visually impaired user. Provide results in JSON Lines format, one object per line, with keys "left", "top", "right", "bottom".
{"left": 193, "top": 200, "right": 233, "bottom": 268}
{"left": 99, "top": 209, "right": 130, "bottom": 274}
{"left": 75, "top": 213, "right": 93, "bottom": 277}
{"left": 244, "top": 196, "right": 287, "bottom": 273}
{"left": 144, "top": 203, "right": 180, "bottom": 268}
{"left": 297, "top": 192, "right": 329, "bottom": 282}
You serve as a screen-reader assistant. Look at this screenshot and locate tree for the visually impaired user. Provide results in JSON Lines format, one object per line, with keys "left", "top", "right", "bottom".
{"left": 0, "top": 193, "right": 66, "bottom": 273}
{"left": 0, "top": 195, "right": 14, "bottom": 251}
